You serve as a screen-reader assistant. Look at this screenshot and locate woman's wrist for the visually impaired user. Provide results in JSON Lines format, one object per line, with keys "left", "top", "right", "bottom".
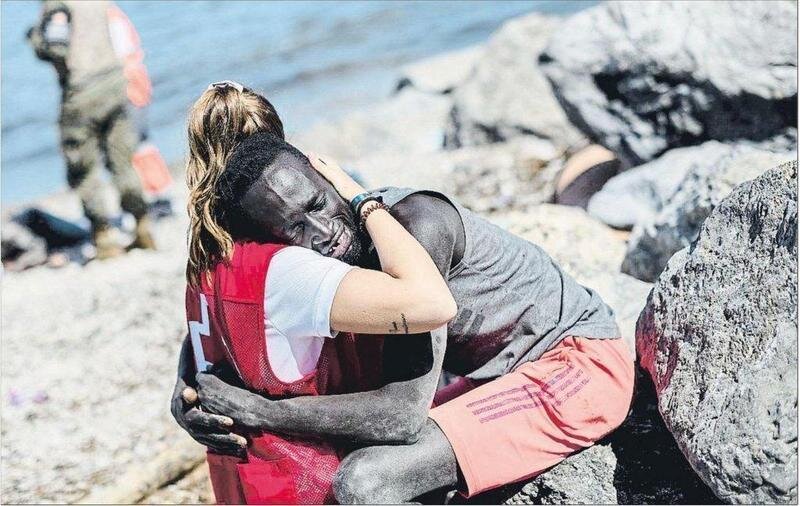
{"left": 342, "top": 184, "right": 366, "bottom": 202}
{"left": 359, "top": 201, "right": 390, "bottom": 229}
{"left": 351, "top": 192, "right": 384, "bottom": 217}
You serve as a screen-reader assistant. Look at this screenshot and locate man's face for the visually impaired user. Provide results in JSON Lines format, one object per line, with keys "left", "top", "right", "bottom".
{"left": 239, "top": 151, "right": 367, "bottom": 264}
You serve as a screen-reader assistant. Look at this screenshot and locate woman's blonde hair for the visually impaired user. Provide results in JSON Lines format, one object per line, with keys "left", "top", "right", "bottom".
{"left": 185, "top": 83, "right": 284, "bottom": 284}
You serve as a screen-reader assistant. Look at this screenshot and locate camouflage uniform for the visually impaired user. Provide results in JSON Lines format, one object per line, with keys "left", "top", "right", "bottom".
{"left": 28, "top": 0, "right": 147, "bottom": 235}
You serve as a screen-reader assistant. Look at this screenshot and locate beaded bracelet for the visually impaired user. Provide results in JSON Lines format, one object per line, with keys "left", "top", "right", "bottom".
{"left": 359, "top": 201, "right": 389, "bottom": 228}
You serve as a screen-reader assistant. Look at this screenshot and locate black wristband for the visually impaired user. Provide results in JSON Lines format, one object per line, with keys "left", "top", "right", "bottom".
{"left": 349, "top": 192, "right": 371, "bottom": 212}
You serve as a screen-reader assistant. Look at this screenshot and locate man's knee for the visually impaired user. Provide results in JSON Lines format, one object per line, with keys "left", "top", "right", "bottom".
{"left": 334, "top": 452, "right": 385, "bottom": 504}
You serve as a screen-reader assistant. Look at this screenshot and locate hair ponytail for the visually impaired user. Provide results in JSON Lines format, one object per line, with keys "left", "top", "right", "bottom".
{"left": 185, "top": 84, "right": 284, "bottom": 284}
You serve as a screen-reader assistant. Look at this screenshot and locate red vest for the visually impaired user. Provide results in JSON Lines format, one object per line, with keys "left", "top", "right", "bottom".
{"left": 186, "top": 242, "right": 383, "bottom": 504}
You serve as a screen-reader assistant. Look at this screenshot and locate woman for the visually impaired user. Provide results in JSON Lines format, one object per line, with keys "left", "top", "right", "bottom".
{"left": 182, "top": 81, "right": 456, "bottom": 504}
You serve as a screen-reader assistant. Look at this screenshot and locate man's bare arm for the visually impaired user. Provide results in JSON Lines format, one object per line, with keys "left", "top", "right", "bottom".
{"left": 195, "top": 194, "right": 464, "bottom": 444}
{"left": 197, "top": 327, "right": 445, "bottom": 444}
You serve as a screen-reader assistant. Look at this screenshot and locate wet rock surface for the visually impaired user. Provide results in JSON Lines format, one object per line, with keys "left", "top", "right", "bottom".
{"left": 637, "top": 161, "right": 798, "bottom": 503}
{"left": 540, "top": 1, "right": 798, "bottom": 168}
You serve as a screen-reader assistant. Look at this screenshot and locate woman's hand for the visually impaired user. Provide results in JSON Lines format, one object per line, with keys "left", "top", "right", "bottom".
{"left": 306, "top": 153, "right": 365, "bottom": 202}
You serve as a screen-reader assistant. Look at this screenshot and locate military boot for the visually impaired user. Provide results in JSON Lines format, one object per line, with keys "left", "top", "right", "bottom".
{"left": 93, "top": 225, "right": 124, "bottom": 260}
{"left": 129, "top": 215, "right": 157, "bottom": 250}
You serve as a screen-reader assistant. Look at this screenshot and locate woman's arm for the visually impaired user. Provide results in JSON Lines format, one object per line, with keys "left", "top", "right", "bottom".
{"left": 307, "top": 154, "right": 457, "bottom": 336}
{"left": 192, "top": 197, "right": 463, "bottom": 445}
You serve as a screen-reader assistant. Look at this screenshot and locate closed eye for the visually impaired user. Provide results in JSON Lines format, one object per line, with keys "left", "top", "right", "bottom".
{"left": 310, "top": 195, "right": 326, "bottom": 212}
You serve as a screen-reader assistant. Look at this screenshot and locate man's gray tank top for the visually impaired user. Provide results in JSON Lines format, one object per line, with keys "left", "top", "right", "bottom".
{"left": 374, "top": 187, "right": 620, "bottom": 381}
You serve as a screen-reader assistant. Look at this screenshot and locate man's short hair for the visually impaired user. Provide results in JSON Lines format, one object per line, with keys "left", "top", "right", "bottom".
{"left": 216, "top": 132, "right": 305, "bottom": 238}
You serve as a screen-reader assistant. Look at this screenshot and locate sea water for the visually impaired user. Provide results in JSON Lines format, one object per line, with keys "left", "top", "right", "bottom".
{"left": 1, "top": 0, "right": 592, "bottom": 205}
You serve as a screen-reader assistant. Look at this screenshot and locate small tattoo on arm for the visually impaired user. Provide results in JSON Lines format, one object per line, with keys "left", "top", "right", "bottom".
{"left": 388, "top": 313, "right": 410, "bottom": 334}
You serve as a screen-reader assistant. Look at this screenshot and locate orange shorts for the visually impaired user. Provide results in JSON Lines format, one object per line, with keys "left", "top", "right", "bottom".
{"left": 429, "top": 336, "right": 634, "bottom": 497}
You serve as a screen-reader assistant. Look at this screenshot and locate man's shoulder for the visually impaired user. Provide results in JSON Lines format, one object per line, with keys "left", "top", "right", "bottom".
{"left": 389, "top": 191, "right": 460, "bottom": 233}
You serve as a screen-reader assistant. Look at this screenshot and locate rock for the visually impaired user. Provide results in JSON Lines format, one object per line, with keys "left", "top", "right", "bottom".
{"left": 352, "top": 136, "right": 561, "bottom": 214}
{"left": 446, "top": 138, "right": 561, "bottom": 214}
{"left": 502, "top": 444, "right": 619, "bottom": 504}
{"left": 540, "top": 1, "right": 798, "bottom": 168}
{"left": 444, "top": 13, "right": 583, "bottom": 149}
{"left": 587, "top": 141, "right": 737, "bottom": 230}
{"left": 395, "top": 45, "right": 483, "bottom": 95}
{"left": 636, "top": 161, "right": 798, "bottom": 503}
{"left": 623, "top": 148, "right": 796, "bottom": 281}
{"left": 586, "top": 137, "right": 795, "bottom": 231}
{"left": 494, "top": 205, "right": 651, "bottom": 354}
{"left": 292, "top": 87, "right": 452, "bottom": 164}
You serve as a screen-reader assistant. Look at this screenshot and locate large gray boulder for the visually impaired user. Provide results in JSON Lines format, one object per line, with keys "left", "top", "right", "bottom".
{"left": 444, "top": 13, "right": 583, "bottom": 149}
{"left": 346, "top": 136, "right": 562, "bottom": 213}
{"left": 623, "top": 149, "right": 796, "bottom": 281}
{"left": 540, "top": 1, "right": 798, "bottom": 168}
{"left": 636, "top": 161, "right": 798, "bottom": 503}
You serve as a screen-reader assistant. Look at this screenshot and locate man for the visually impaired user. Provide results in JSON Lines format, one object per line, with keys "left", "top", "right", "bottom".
{"left": 27, "top": 0, "right": 155, "bottom": 259}
{"left": 171, "top": 135, "right": 634, "bottom": 502}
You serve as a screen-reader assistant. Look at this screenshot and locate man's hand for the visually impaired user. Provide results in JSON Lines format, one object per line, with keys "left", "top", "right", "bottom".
{"left": 195, "top": 372, "right": 267, "bottom": 430}
{"left": 170, "top": 374, "right": 248, "bottom": 456}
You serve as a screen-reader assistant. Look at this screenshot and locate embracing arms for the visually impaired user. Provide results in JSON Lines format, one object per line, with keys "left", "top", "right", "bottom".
{"left": 173, "top": 194, "right": 464, "bottom": 449}
{"left": 310, "top": 155, "right": 457, "bottom": 335}
{"left": 170, "top": 336, "right": 247, "bottom": 455}
{"left": 196, "top": 327, "right": 446, "bottom": 444}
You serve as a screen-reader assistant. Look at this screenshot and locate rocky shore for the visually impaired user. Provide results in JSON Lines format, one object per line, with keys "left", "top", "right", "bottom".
{"left": 2, "top": 1, "right": 797, "bottom": 503}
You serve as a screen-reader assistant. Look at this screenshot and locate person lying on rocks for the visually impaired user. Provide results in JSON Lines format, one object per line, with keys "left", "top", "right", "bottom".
{"left": 171, "top": 82, "right": 635, "bottom": 504}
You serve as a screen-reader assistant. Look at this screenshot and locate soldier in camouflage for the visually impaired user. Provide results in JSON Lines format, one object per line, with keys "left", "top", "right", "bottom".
{"left": 27, "top": 0, "right": 155, "bottom": 259}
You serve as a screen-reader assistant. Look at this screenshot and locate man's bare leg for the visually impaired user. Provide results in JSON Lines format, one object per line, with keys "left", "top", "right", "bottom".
{"left": 334, "top": 419, "right": 459, "bottom": 504}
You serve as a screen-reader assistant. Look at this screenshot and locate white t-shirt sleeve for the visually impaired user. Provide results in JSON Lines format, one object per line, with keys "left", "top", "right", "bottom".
{"left": 265, "top": 246, "right": 355, "bottom": 339}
